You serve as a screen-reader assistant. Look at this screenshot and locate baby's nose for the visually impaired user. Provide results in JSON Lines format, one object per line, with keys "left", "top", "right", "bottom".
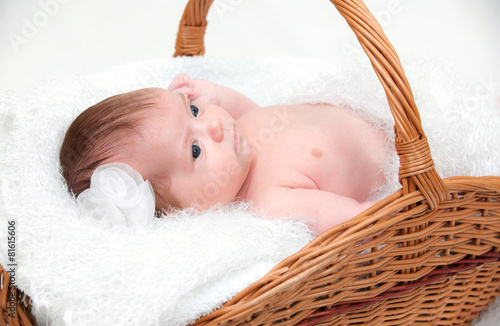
{"left": 206, "top": 118, "right": 223, "bottom": 142}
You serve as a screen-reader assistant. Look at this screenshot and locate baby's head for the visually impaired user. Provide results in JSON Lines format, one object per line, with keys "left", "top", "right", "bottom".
{"left": 60, "top": 88, "right": 252, "bottom": 212}
{"left": 59, "top": 88, "right": 180, "bottom": 211}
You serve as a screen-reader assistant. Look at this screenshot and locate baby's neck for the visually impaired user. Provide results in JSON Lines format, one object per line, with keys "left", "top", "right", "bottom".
{"left": 235, "top": 159, "right": 256, "bottom": 201}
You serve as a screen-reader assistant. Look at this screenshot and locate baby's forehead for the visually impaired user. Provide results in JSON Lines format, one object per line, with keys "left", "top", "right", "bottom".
{"left": 133, "top": 89, "right": 171, "bottom": 117}
{"left": 138, "top": 90, "right": 186, "bottom": 134}
{"left": 148, "top": 88, "right": 186, "bottom": 110}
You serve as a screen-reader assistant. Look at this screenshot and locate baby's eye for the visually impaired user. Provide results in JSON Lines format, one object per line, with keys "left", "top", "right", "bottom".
{"left": 192, "top": 142, "right": 201, "bottom": 160}
{"left": 190, "top": 104, "right": 199, "bottom": 117}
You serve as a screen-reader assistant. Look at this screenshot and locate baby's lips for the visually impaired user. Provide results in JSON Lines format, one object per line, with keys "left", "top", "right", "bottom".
{"left": 233, "top": 128, "right": 240, "bottom": 154}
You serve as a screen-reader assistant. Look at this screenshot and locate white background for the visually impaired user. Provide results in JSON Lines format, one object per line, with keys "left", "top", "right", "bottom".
{"left": 0, "top": 1, "right": 499, "bottom": 325}
{"left": 1, "top": 0, "right": 499, "bottom": 95}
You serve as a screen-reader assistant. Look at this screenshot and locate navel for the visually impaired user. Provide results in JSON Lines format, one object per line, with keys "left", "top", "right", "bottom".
{"left": 311, "top": 148, "right": 322, "bottom": 158}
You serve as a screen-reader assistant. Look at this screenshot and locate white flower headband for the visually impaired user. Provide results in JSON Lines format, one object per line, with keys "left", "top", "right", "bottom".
{"left": 77, "top": 163, "right": 155, "bottom": 228}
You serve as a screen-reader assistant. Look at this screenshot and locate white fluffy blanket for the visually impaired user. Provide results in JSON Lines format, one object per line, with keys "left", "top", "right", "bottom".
{"left": 0, "top": 56, "right": 499, "bottom": 326}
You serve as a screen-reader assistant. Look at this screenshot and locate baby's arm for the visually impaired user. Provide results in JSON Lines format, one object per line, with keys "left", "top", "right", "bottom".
{"left": 257, "top": 187, "right": 375, "bottom": 235}
{"left": 213, "top": 84, "right": 260, "bottom": 119}
{"left": 168, "top": 73, "right": 259, "bottom": 119}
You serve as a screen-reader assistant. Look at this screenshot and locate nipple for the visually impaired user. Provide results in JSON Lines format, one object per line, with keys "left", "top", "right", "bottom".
{"left": 311, "top": 148, "right": 322, "bottom": 158}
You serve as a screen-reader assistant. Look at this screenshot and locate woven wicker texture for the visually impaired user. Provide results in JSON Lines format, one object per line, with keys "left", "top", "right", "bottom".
{"left": 1, "top": 266, "right": 35, "bottom": 326}
{"left": 2, "top": 0, "right": 500, "bottom": 325}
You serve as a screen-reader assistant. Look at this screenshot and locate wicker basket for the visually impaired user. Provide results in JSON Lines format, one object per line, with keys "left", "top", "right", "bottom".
{"left": 2, "top": 0, "right": 500, "bottom": 325}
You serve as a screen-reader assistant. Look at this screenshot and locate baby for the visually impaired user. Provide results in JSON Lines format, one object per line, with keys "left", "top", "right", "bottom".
{"left": 60, "top": 74, "right": 387, "bottom": 233}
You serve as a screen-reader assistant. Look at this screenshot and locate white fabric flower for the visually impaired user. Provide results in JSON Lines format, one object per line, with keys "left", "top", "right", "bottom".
{"left": 77, "top": 163, "right": 155, "bottom": 228}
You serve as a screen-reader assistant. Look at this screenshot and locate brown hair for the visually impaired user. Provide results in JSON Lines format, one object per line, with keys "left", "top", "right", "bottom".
{"left": 59, "top": 88, "right": 181, "bottom": 212}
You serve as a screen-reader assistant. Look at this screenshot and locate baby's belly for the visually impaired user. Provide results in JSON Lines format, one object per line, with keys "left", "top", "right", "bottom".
{"left": 301, "top": 137, "right": 381, "bottom": 201}
{"left": 239, "top": 103, "right": 387, "bottom": 201}
{"left": 271, "top": 128, "right": 371, "bottom": 200}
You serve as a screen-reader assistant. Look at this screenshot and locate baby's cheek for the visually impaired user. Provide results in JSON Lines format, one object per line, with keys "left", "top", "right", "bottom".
{"left": 225, "top": 160, "right": 243, "bottom": 178}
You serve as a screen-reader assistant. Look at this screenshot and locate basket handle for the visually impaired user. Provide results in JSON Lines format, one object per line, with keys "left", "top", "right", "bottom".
{"left": 174, "top": 0, "right": 214, "bottom": 56}
{"left": 174, "top": 0, "right": 448, "bottom": 209}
